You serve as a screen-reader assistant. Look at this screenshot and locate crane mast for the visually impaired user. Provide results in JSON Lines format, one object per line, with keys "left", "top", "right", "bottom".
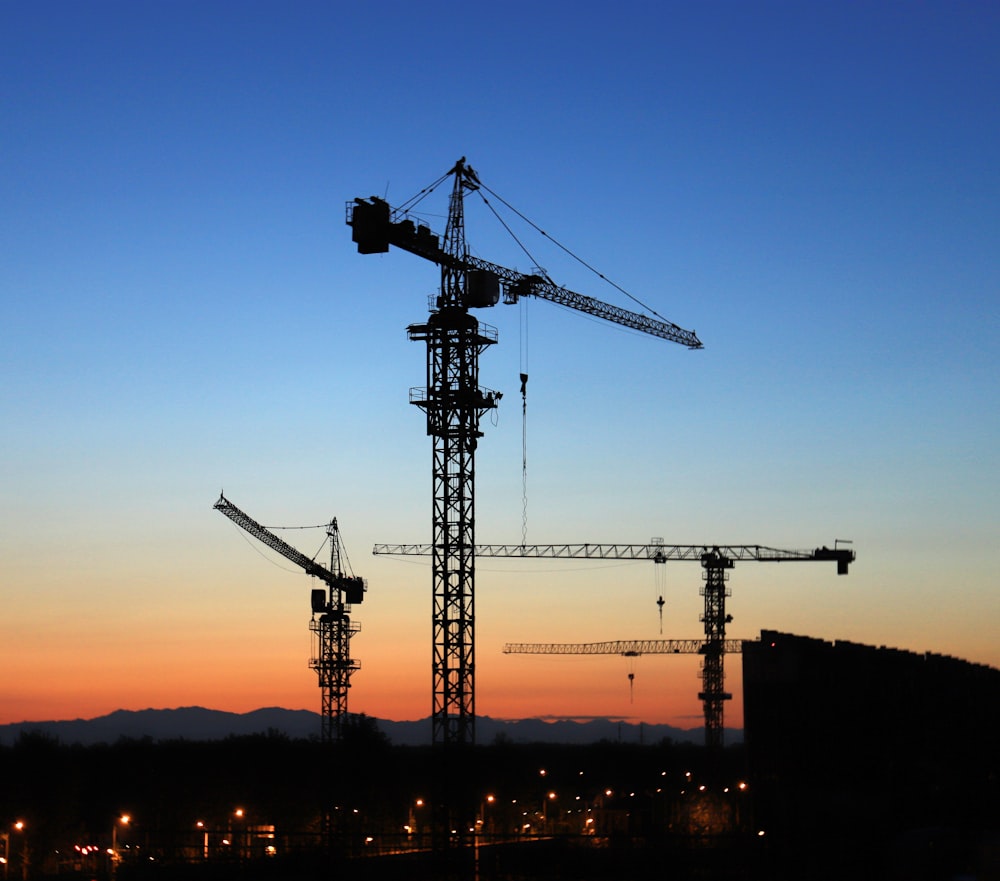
{"left": 213, "top": 493, "right": 365, "bottom": 744}
{"left": 375, "top": 541, "right": 853, "bottom": 749}
{"left": 308, "top": 518, "right": 364, "bottom": 745}
{"left": 350, "top": 159, "right": 700, "bottom": 853}
{"left": 404, "top": 160, "right": 501, "bottom": 751}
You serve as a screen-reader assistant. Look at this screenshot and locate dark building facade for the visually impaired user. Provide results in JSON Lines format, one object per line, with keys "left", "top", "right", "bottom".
{"left": 742, "top": 630, "right": 1000, "bottom": 879}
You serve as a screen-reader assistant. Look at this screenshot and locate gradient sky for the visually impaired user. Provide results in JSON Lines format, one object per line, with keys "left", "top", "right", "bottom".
{"left": 2, "top": 1, "right": 997, "bottom": 731}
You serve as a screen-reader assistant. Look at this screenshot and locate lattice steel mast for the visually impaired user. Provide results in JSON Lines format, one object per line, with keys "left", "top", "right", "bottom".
{"left": 405, "top": 160, "right": 500, "bottom": 749}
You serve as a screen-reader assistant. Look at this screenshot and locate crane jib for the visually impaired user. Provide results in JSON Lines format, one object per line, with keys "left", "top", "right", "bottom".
{"left": 213, "top": 494, "right": 367, "bottom": 601}
{"left": 371, "top": 542, "right": 854, "bottom": 573}
{"left": 347, "top": 196, "right": 703, "bottom": 349}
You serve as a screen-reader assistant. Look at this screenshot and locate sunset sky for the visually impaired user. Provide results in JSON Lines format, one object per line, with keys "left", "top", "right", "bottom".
{"left": 2, "top": 1, "right": 997, "bottom": 733}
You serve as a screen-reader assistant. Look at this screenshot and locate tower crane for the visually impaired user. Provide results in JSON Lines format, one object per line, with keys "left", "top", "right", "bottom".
{"left": 348, "top": 159, "right": 701, "bottom": 754}
{"left": 213, "top": 493, "right": 366, "bottom": 744}
{"left": 374, "top": 541, "right": 854, "bottom": 748}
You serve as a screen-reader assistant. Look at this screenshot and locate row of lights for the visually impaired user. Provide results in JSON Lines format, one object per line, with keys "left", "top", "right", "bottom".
{"left": 49, "top": 781, "right": 762, "bottom": 861}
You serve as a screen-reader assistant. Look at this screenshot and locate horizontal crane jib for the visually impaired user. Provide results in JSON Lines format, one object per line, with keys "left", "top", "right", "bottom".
{"left": 372, "top": 542, "right": 854, "bottom": 572}
{"left": 503, "top": 639, "right": 746, "bottom": 655}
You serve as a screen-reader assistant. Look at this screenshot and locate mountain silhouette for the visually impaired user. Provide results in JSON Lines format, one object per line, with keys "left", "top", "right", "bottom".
{"left": 0, "top": 707, "right": 733, "bottom": 747}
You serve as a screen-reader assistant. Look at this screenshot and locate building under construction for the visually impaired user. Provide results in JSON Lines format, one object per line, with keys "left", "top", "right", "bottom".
{"left": 742, "top": 630, "right": 1000, "bottom": 878}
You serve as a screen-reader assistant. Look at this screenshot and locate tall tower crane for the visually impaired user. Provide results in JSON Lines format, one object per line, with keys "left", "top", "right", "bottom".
{"left": 374, "top": 541, "right": 854, "bottom": 749}
{"left": 348, "top": 159, "right": 701, "bottom": 754}
{"left": 213, "top": 493, "right": 366, "bottom": 744}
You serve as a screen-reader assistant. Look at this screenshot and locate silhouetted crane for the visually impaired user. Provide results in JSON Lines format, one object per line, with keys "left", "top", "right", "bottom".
{"left": 376, "top": 541, "right": 853, "bottom": 748}
{"left": 213, "top": 493, "right": 365, "bottom": 744}
{"left": 348, "top": 159, "right": 700, "bottom": 750}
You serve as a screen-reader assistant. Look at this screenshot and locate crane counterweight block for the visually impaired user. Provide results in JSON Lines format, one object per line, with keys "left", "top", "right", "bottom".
{"left": 812, "top": 546, "right": 855, "bottom": 575}
{"left": 348, "top": 197, "right": 391, "bottom": 254}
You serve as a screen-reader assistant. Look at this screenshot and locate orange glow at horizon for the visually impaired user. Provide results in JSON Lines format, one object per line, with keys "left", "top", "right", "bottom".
{"left": 2, "top": 619, "right": 742, "bottom": 731}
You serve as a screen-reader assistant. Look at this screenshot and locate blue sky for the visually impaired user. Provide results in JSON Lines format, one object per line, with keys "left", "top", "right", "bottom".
{"left": 2, "top": 1, "right": 997, "bottom": 727}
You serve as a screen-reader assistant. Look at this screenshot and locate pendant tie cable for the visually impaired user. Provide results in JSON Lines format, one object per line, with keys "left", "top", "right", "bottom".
{"left": 476, "top": 183, "right": 671, "bottom": 324}
{"left": 263, "top": 521, "right": 356, "bottom": 571}
{"left": 264, "top": 522, "right": 330, "bottom": 565}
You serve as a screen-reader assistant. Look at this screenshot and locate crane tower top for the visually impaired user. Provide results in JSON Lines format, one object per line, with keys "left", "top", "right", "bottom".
{"left": 347, "top": 159, "right": 704, "bottom": 348}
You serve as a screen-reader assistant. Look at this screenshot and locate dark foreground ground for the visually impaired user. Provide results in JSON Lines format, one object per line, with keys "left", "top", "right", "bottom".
{"left": 2, "top": 723, "right": 997, "bottom": 881}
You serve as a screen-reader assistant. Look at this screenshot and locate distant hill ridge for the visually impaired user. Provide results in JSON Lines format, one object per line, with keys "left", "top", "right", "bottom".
{"left": 0, "top": 707, "right": 734, "bottom": 747}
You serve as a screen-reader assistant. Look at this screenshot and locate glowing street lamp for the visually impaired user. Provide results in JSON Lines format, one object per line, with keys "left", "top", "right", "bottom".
{"left": 407, "top": 799, "right": 425, "bottom": 845}
{"left": 111, "top": 815, "right": 129, "bottom": 877}
{"left": 232, "top": 808, "right": 248, "bottom": 861}
{"left": 543, "top": 791, "right": 557, "bottom": 829}
{"left": 477, "top": 794, "right": 496, "bottom": 838}
{"left": 3, "top": 822, "right": 25, "bottom": 881}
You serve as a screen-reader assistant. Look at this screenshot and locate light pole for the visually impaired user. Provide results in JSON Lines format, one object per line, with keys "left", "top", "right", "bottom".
{"left": 479, "top": 794, "right": 495, "bottom": 838}
{"left": 111, "top": 815, "right": 129, "bottom": 877}
{"left": 233, "top": 808, "right": 245, "bottom": 862}
{"left": 10, "top": 822, "right": 24, "bottom": 881}
{"left": 408, "top": 799, "right": 425, "bottom": 850}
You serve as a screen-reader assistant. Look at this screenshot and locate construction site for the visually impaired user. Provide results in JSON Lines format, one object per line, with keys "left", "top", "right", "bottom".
{"left": 194, "top": 159, "right": 999, "bottom": 880}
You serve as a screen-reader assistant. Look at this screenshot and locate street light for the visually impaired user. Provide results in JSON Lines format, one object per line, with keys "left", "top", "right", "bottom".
{"left": 9, "top": 823, "right": 25, "bottom": 881}
{"left": 543, "top": 792, "right": 557, "bottom": 831}
{"left": 407, "top": 799, "right": 425, "bottom": 848}
{"left": 111, "top": 815, "right": 129, "bottom": 877}
{"left": 233, "top": 808, "right": 246, "bottom": 861}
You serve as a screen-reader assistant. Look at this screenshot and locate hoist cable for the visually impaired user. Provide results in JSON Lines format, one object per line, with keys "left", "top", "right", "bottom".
{"left": 520, "top": 297, "right": 529, "bottom": 546}
{"left": 521, "top": 377, "right": 528, "bottom": 547}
